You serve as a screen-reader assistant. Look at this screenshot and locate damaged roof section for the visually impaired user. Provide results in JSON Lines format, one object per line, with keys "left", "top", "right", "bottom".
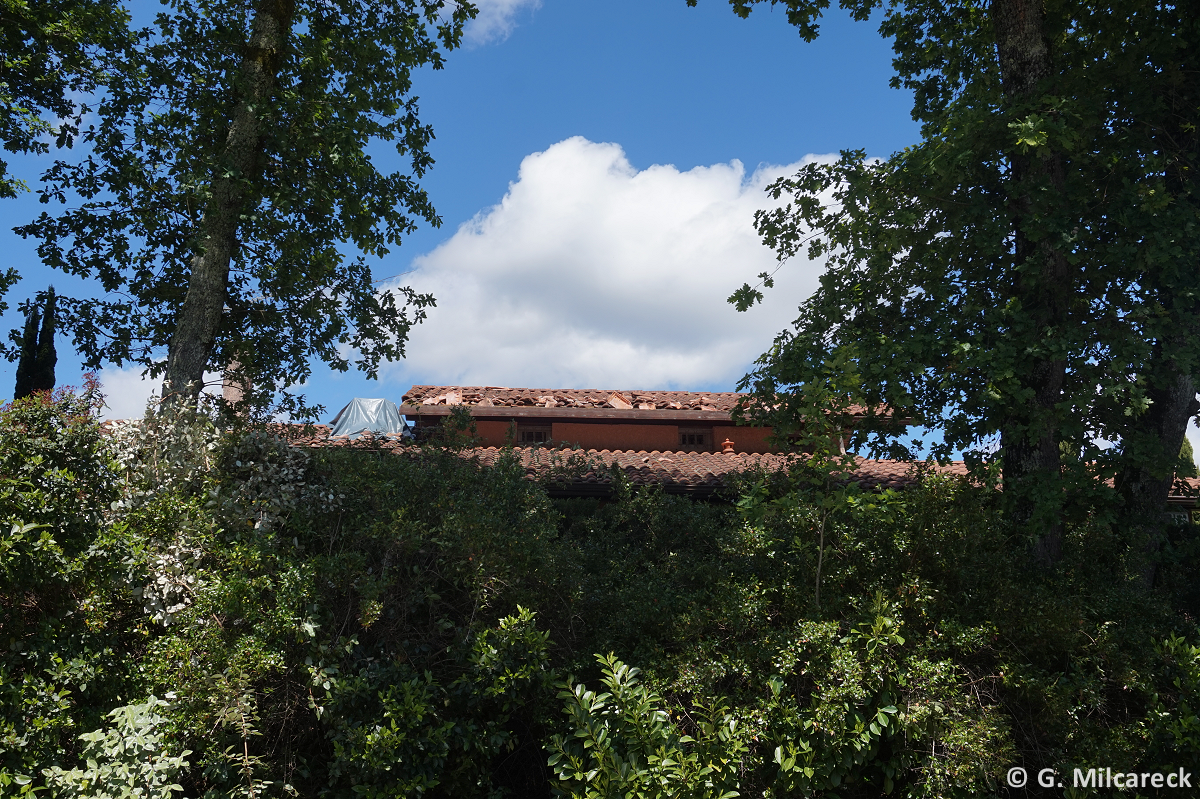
{"left": 400, "top": 385, "right": 878, "bottom": 417}
{"left": 401, "top": 385, "right": 747, "bottom": 412}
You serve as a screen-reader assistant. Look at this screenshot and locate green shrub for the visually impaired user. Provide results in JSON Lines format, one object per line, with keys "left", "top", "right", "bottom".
{"left": 41, "top": 697, "right": 190, "bottom": 799}
{"left": 0, "top": 383, "right": 141, "bottom": 790}
{"left": 2, "top": 389, "right": 1195, "bottom": 797}
{"left": 548, "top": 653, "right": 747, "bottom": 799}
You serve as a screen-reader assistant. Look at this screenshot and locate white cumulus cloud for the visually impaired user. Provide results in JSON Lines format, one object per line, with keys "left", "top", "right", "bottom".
{"left": 384, "top": 136, "right": 832, "bottom": 391}
{"left": 463, "top": 0, "right": 541, "bottom": 46}
{"left": 97, "top": 367, "right": 158, "bottom": 420}
{"left": 97, "top": 366, "right": 224, "bottom": 420}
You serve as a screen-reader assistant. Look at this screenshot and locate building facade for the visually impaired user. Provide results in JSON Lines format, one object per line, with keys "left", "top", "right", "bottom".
{"left": 400, "top": 385, "right": 781, "bottom": 453}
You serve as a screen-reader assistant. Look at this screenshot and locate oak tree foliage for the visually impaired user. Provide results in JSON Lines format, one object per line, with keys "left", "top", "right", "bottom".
{"left": 719, "top": 0, "right": 1200, "bottom": 557}
{"left": 19, "top": 0, "right": 475, "bottom": 413}
{"left": 0, "top": 0, "right": 130, "bottom": 198}
{"left": 0, "top": 0, "right": 126, "bottom": 315}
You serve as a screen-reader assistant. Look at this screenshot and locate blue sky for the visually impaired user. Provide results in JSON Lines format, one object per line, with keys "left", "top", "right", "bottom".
{"left": 1, "top": 0, "right": 921, "bottom": 420}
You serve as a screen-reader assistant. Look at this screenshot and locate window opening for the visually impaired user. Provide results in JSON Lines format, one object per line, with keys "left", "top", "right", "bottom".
{"left": 517, "top": 425, "right": 552, "bottom": 445}
{"left": 678, "top": 428, "right": 711, "bottom": 451}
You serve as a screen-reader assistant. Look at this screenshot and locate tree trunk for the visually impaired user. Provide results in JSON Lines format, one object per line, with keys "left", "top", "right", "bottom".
{"left": 1114, "top": 35, "right": 1200, "bottom": 585}
{"left": 1116, "top": 366, "right": 1197, "bottom": 585}
{"left": 162, "top": 0, "right": 295, "bottom": 400}
{"left": 990, "top": 0, "right": 1072, "bottom": 564}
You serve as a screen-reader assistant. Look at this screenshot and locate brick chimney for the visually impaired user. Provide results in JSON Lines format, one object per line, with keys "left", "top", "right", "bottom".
{"left": 222, "top": 360, "right": 250, "bottom": 410}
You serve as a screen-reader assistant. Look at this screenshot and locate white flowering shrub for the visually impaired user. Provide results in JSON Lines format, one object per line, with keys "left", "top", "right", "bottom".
{"left": 106, "top": 397, "right": 338, "bottom": 626}
{"left": 104, "top": 397, "right": 224, "bottom": 626}
{"left": 105, "top": 394, "right": 223, "bottom": 506}
{"left": 215, "top": 430, "right": 343, "bottom": 535}
{"left": 131, "top": 540, "right": 203, "bottom": 626}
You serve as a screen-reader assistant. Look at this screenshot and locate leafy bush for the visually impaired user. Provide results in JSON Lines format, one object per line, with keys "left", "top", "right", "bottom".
{"left": 0, "top": 383, "right": 139, "bottom": 790}
{"left": 548, "top": 653, "right": 746, "bottom": 799}
{"left": 41, "top": 697, "right": 190, "bottom": 799}
{"left": 1, "top": 386, "right": 1196, "bottom": 797}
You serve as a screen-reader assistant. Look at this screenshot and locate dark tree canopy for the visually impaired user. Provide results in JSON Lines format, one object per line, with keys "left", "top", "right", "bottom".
{"left": 722, "top": 0, "right": 1200, "bottom": 558}
{"left": 0, "top": 0, "right": 130, "bottom": 199}
{"left": 20, "top": 0, "right": 475, "bottom": 414}
{"left": 0, "top": 0, "right": 119, "bottom": 315}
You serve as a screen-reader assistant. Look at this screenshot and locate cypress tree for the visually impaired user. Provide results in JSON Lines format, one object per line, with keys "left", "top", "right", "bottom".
{"left": 31, "top": 288, "right": 56, "bottom": 393}
{"left": 12, "top": 288, "right": 57, "bottom": 400}
{"left": 1179, "top": 438, "right": 1198, "bottom": 479}
{"left": 13, "top": 303, "right": 40, "bottom": 400}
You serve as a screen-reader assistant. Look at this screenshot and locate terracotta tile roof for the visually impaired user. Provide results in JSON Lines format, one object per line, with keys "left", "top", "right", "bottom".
{"left": 280, "top": 424, "right": 964, "bottom": 496}
{"left": 398, "top": 385, "right": 887, "bottom": 428}
{"left": 104, "top": 419, "right": 1200, "bottom": 506}
{"left": 1170, "top": 477, "right": 1200, "bottom": 506}
{"left": 480, "top": 447, "right": 790, "bottom": 493}
{"left": 401, "top": 385, "right": 748, "bottom": 412}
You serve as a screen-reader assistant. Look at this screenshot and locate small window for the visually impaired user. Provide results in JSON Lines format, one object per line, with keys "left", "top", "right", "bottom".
{"left": 678, "top": 428, "right": 711, "bottom": 451}
{"left": 517, "top": 425, "right": 552, "bottom": 444}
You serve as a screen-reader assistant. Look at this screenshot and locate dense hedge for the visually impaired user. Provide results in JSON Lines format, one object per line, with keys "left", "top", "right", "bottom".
{"left": 1, "top": 390, "right": 1197, "bottom": 797}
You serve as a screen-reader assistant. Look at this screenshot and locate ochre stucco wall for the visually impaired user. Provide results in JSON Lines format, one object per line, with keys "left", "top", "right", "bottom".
{"left": 457, "top": 417, "right": 778, "bottom": 453}
{"left": 475, "top": 420, "right": 514, "bottom": 447}
{"left": 712, "top": 426, "right": 776, "bottom": 454}
{"left": 552, "top": 422, "right": 680, "bottom": 452}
